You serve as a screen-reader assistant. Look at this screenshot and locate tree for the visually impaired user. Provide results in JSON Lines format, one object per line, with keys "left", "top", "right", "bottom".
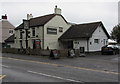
{"left": 111, "top": 24, "right": 120, "bottom": 43}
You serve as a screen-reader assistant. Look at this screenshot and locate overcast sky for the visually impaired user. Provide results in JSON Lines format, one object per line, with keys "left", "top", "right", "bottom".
{"left": 0, "top": 0, "right": 119, "bottom": 34}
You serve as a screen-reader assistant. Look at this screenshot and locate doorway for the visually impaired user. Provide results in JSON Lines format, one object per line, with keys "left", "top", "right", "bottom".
{"left": 67, "top": 41, "right": 73, "bottom": 49}
{"left": 33, "top": 40, "right": 36, "bottom": 49}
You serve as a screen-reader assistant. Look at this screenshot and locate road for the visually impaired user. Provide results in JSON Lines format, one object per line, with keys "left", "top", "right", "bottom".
{"left": 1, "top": 53, "right": 119, "bottom": 83}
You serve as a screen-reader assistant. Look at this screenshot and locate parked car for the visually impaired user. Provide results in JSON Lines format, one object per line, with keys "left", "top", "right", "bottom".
{"left": 117, "top": 44, "right": 120, "bottom": 49}
{"left": 101, "top": 45, "right": 119, "bottom": 55}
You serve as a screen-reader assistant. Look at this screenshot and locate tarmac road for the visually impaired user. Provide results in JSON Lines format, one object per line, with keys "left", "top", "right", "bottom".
{"left": 1, "top": 53, "right": 119, "bottom": 83}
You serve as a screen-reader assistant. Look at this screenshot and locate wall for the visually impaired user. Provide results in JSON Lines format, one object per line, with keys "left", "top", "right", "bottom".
{"left": 89, "top": 25, "right": 108, "bottom": 51}
{"left": 44, "top": 15, "right": 71, "bottom": 49}
{"left": 2, "top": 48, "right": 69, "bottom": 58}
{"left": 73, "top": 26, "right": 108, "bottom": 52}
{"left": 14, "top": 30, "right": 20, "bottom": 48}
{"left": 14, "top": 15, "right": 71, "bottom": 49}
{"left": 73, "top": 39, "right": 88, "bottom": 51}
{"left": 6, "top": 42, "right": 14, "bottom": 48}
{"left": 2, "top": 20, "right": 15, "bottom": 43}
{"left": 28, "top": 26, "right": 43, "bottom": 49}
{"left": 15, "top": 26, "right": 44, "bottom": 49}
{"left": 0, "top": 20, "right": 2, "bottom": 43}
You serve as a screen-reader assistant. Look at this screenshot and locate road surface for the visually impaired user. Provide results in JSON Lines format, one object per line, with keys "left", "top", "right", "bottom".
{"left": 1, "top": 53, "right": 119, "bottom": 83}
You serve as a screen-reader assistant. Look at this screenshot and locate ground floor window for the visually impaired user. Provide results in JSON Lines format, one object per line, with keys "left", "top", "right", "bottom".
{"left": 20, "top": 40, "right": 22, "bottom": 48}
{"left": 94, "top": 39, "right": 99, "bottom": 44}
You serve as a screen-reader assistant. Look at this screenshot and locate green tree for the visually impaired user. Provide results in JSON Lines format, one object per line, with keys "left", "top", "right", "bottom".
{"left": 111, "top": 24, "right": 120, "bottom": 43}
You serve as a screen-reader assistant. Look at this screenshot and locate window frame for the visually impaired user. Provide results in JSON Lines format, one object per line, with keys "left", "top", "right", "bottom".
{"left": 9, "top": 30, "right": 13, "bottom": 34}
{"left": 59, "top": 27, "right": 63, "bottom": 32}
{"left": 94, "top": 39, "right": 99, "bottom": 44}
{"left": 47, "top": 28, "right": 57, "bottom": 35}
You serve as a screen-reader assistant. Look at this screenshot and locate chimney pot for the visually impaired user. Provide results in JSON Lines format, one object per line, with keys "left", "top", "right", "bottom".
{"left": 54, "top": 6, "right": 61, "bottom": 15}
{"left": 27, "top": 14, "right": 33, "bottom": 20}
{"left": 2, "top": 14, "right": 7, "bottom": 19}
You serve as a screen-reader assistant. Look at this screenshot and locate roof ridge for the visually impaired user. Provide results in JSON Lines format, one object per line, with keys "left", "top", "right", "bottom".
{"left": 30, "top": 13, "right": 56, "bottom": 20}
{"left": 75, "top": 21, "right": 102, "bottom": 25}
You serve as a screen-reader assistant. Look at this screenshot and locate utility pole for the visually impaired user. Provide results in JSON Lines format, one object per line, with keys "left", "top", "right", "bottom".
{"left": 23, "top": 19, "right": 29, "bottom": 49}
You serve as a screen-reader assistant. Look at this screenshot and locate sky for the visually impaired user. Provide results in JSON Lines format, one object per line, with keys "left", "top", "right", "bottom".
{"left": 0, "top": 0, "right": 119, "bottom": 34}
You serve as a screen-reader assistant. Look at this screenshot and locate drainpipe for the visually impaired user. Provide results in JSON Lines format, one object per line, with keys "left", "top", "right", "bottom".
{"left": 42, "top": 26, "right": 44, "bottom": 49}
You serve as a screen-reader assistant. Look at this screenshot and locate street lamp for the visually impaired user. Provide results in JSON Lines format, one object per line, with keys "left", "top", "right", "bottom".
{"left": 23, "top": 19, "right": 29, "bottom": 49}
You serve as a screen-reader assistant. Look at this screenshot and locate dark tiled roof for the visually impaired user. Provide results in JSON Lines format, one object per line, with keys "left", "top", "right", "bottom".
{"left": 5, "top": 34, "right": 14, "bottom": 43}
{"left": 59, "top": 21, "right": 110, "bottom": 40}
{"left": 15, "top": 14, "right": 67, "bottom": 30}
{"left": 30, "top": 14, "right": 56, "bottom": 27}
{"left": 15, "top": 23, "right": 24, "bottom": 30}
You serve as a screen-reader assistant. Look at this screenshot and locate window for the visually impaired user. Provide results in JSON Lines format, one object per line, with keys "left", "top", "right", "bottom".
{"left": 20, "top": 30, "right": 22, "bottom": 39}
{"left": 90, "top": 42, "right": 92, "bottom": 45}
{"left": 9, "top": 30, "right": 13, "bottom": 34}
{"left": 106, "top": 40, "right": 108, "bottom": 45}
{"left": 32, "top": 28, "right": 35, "bottom": 36}
{"left": 59, "top": 27, "right": 63, "bottom": 32}
{"left": 74, "top": 41, "right": 79, "bottom": 44}
{"left": 47, "top": 28, "right": 57, "bottom": 34}
{"left": 94, "top": 39, "right": 99, "bottom": 44}
{"left": 103, "top": 39, "right": 106, "bottom": 45}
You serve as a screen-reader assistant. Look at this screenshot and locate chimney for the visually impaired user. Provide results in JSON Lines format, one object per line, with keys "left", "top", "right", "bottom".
{"left": 2, "top": 14, "right": 7, "bottom": 19}
{"left": 27, "top": 14, "right": 33, "bottom": 20}
{"left": 54, "top": 5, "right": 61, "bottom": 15}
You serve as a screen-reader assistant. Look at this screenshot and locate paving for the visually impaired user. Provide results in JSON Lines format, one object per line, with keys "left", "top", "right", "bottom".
{"left": 1, "top": 53, "right": 119, "bottom": 82}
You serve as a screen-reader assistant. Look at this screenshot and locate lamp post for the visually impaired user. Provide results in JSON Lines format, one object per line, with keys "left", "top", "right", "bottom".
{"left": 23, "top": 19, "right": 29, "bottom": 49}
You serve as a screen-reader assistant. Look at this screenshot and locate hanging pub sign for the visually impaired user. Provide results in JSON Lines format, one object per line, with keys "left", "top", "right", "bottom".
{"left": 23, "top": 19, "right": 29, "bottom": 29}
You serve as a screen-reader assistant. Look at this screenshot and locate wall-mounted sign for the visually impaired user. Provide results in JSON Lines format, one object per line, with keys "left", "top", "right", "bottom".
{"left": 23, "top": 19, "right": 29, "bottom": 29}
{"left": 47, "top": 28, "right": 57, "bottom": 34}
{"left": 35, "top": 39, "right": 41, "bottom": 49}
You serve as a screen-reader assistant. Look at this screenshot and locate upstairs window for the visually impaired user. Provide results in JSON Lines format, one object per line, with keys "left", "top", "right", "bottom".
{"left": 9, "top": 30, "right": 13, "bottom": 34}
{"left": 59, "top": 27, "right": 63, "bottom": 32}
{"left": 47, "top": 28, "right": 57, "bottom": 35}
{"left": 20, "top": 30, "right": 23, "bottom": 39}
{"left": 94, "top": 39, "right": 99, "bottom": 44}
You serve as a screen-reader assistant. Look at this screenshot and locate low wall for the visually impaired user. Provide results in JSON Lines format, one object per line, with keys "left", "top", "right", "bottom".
{"left": 2, "top": 48, "right": 103, "bottom": 58}
{"left": 2, "top": 48, "right": 68, "bottom": 57}
{"left": 2, "top": 48, "right": 18, "bottom": 54}
{"left": 59, "top": 49, "right": 68, "bottom": 57}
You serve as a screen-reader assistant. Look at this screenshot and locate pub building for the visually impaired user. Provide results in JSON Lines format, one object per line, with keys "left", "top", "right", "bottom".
{"left": 14, "top": 6, "right": 109, "bottom": 52}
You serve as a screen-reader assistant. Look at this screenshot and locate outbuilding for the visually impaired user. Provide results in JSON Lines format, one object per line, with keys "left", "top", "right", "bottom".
{"left": 59, "top": 22, "right": 110, "bottom": 52}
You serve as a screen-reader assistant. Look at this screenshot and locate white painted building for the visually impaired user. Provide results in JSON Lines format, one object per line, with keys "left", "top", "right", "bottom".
{"left": 0, "top": 15, "right": 15, "bottom": 43}
{"left": 59, "top": 22, "right": 110, "bottom": 52}
{"left": 14, "top": 6, "right": 110, "bottom": 52}
{"left": 14, "top": 6, "right": 71, "bottom": 49}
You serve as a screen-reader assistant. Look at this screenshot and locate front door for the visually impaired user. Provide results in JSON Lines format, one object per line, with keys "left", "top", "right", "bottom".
{"left": 68, "top": 41, "right": 73, "bottom": 49}
{"left": 33, "top": 40, "right": 36, "bottom": 49}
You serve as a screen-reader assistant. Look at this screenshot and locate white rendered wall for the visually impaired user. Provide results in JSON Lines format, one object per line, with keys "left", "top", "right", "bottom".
{"left": 89, "top": 26, "right": 108, "bottom": 51}
{"left": 73, "top": 39, "right": 88, "bottom": 51}
{"left": 44, "top": 15, "right": 71, "bottom": 49}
